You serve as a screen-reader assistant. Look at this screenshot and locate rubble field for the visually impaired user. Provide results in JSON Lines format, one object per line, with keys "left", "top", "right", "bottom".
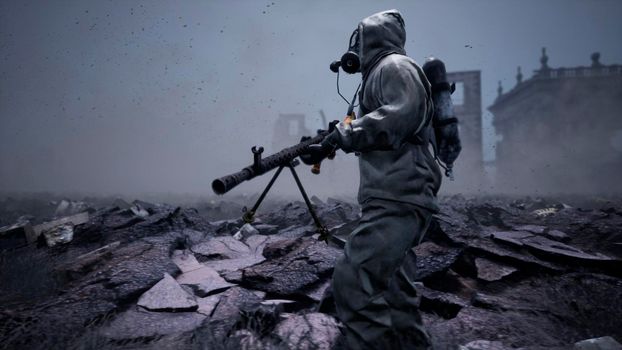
{"left": 0, "top": 194, "right": 621, "bottom": 350}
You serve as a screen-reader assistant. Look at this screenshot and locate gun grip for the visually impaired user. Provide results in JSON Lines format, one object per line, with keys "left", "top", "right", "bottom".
{"left": 311, "top": 163, "right": 321, "bottom": 174}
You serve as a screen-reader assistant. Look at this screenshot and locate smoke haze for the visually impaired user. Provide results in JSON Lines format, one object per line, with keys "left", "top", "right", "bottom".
{"left": 1, "top": 0, "right": 621, "bottom": 197}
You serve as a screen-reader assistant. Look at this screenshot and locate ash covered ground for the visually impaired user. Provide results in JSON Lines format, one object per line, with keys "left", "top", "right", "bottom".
{"left": 0, "top": 194, "right": 621, "bottom": 350}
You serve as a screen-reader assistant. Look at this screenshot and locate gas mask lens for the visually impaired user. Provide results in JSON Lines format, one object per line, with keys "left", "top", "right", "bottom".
{"left": 341, "top": 28, "right": 360, "bottom": 74}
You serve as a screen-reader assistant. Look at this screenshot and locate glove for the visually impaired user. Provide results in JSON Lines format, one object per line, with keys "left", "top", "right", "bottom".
{"left": 435, "top": 122, "right": 461, "bottom": 166}
{"left": 299, "top": 131, "right": 339, "bottom": 166}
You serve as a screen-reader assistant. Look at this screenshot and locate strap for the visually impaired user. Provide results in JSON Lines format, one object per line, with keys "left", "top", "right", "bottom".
{"left": 433, "top": 117, "right": 458, "bottom": 128}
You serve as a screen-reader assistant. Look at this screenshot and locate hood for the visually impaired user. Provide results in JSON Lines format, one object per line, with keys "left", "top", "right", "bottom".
{"left": 356, "top": 9, "right": 406, "bottom": 75}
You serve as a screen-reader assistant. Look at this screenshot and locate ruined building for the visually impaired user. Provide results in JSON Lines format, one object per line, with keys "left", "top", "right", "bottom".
{"left": 489, "top": 49, "right": 622, "bottom": 193}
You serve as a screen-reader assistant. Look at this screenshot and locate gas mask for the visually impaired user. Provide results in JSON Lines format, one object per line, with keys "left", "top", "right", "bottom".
{"left": 330, "top": 27, "right": 361, "bottom": 74}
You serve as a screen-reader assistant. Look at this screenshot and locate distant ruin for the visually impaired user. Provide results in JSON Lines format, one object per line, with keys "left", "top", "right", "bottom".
{"left": 489, "top": 49, "right": 622, "bottom": 193}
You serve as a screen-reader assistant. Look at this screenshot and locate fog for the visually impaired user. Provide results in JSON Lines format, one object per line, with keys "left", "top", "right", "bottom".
{"left": 1, "top": 0, "right": 621, "bottom": 198}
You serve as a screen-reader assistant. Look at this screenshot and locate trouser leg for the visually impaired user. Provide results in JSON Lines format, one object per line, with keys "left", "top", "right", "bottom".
{"left": 332, "top": 199, "right": 432, "bottom": 350}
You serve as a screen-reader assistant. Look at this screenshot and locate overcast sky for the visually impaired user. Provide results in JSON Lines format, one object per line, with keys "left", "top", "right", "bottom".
{"left": 1, "top": 0, "right": 621, "bottom": 196}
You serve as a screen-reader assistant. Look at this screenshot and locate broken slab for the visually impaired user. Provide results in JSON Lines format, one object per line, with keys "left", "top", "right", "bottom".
{"left": 191, "top": 235, "right": 250, "bottom": 260}
{"left": 474, "top": 257, "right": 517, "bottom": 282}
{"left": 417, "top": 284, "right": 468, "bottom": 319}
{"left": 459, "top": 340, "right": 512, "bottom": 350}
{"left": 32, "top": 212, "right": 89, "bottom": 244}
{"left": 100, "top": 307, "right": 206, "bottom": 340}
{"left": 275, "top": 313, "right": 342, "bottom": 350}
{"left": 171, "top": 250, "right": 203, "bottom": 273}
{"left": 138, "top": 273, "right": 197, "bottom": 312}
{"left": 240, "top": 237, "right": 341, "bottom": 295}
{"left": 490, "top": 231, "right": 534, "bottom": 248}
{"left": 57, "top": 241, "right": 121, "bottom": 279}
{"left": 176, "top": 265, "right": 235, "bottom": 297}
{"left": 196, "top": 294, "right": 221, "bottom": 316}
{"left": 545, "top": 229, "right": 570, "bottom": 242}
{"left": 522, "top": 235, "right": 619, "bottom": 265}
{"left": 413, "top": 242, "right": 463, "bottom": 281}
{"left": 574, "top": 336, "right": 622, "bottom": 350}
{"left": 206, "top": 287, "right": 263, "bottom": 339}
{"left": 0, "top": 220, "right": 35, "bottom": 249}
{"left": 43, "top": 223, "right": 74, "bottom": 247}
{"left": 512, "top": 224, "right": 547, "bottom": 234}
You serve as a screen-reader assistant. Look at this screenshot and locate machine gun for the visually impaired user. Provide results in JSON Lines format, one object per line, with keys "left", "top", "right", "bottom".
{"left": 211, "top": 125, "right": 337, "bottom": 242}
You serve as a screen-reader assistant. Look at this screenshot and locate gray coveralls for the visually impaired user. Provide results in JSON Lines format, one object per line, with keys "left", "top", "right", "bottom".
{"left": 327, "top": 10, "right": 442, "bottom": 349}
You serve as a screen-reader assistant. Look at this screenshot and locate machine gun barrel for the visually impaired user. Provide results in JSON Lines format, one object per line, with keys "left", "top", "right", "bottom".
{"left": 212, "top": 131, "right": 328, "bottom": 195}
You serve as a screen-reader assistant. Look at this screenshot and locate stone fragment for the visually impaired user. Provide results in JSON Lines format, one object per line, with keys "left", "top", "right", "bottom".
{"left": 100, "top": 308, "right": 206, "bottom": 340}
{"left": 54, "top": 200, "right": 90, "bottom": 217}
{"left": 241, "top": 238, "right": 341, "bottom": 295}
{"left": 57, "top": 241, "right": 121, "bottom": 279}
{"left": 574, "top": 336, "right": 622, "bottom": 350}
{"left": 112, "top": 198, "right": 132, "bottom": 209}
{"left": 417, "top": 284, "right": 468, "bottom": 319}
{"left": 203, "top": 256, "right": 266, "bottom": 273}
{"left": 474, "top": 257, "right": 517, "bottom": 282}
{"left": 234, "top": 223, "right": 259, "bottom": 239}
{"left": 522, "top": 235, "right": 618, "bottom": 264}
{"left": 262, "top": 237, "right": 303, "bottom": 259}
{"left": 43, "top": 223, "right": 74, "bottom": 247}
{"left": 275, "top": 313, "right": 341, "bottom": 350}
{"left": 196, "top": 294, "right": 221, "bottom": 316}
{"left": 512, "top": 224, "right": 546, "bottom": 234}
{"left": 0, "top": 220, "right": 35, "bottom": 249}
{"left": 176, "top": 266, "right": 235, "bottom": 297}
{"left": 192, "top": 235, "right": 250, "bottom": 260}
{"left": 254, "top": 223, "right": 279, "bottom": 235}
{"left": 545, "top": 229, "right": 570, "bottom": 242}
{"left": 277, "top": 224, "right": 317, "bottom": 239}
{"left": 459, "top": 339, "right": 512, "bottom": 350}
{"left": 137, "top": 273, "right": 197, "bottom": 311}
{"left": 207, "top": 287, "right": 263, "bottom": 339}
{"left": 130, "top": 204, "right": 149, "bottom": 217}
{"left": 171, "top": 250, "right": 203, "bottom": 273}
{"left": 413, "top": 242, "right": 463, "bottom": 281}
{"left": 33, "top": 212, "right": 89, "bottom": 243}
{"left": 303, "top": 279, "right": 331, "bottom": 302}
{"left": 490, "top": 230, "right": 534, "bottom": 247}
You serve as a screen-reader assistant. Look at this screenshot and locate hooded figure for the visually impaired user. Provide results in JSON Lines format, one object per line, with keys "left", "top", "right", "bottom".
{"left": 309, "top": 9, "right": 441, "bottom": 349}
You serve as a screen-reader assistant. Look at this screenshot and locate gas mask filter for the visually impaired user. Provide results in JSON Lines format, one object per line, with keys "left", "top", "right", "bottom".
{"left": 330, "top": 28, "right": 361, "bottom": 74}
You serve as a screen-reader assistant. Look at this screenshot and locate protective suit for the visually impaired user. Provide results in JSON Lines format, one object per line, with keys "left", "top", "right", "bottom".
{"left": 326, "top": 9, "right": 441, "bottom": 349}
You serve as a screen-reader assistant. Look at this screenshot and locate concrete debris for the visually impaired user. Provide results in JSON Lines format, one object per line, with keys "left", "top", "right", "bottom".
{"left": 192, "top": 235, "right": 250, "bottom": 260}
{"left": 100, "top": 308, "right": 206, "bottom": 340}
{"left": 137, "top": 273, "right": 198, "bottom": 312}
{"left": 196, "top": 294, "right": 221, "bottom": 316}
{"left": 545, "top": 229, "right": 570, "bottom": 242}
{"left": 512, "top": 224, "right": 547, "bottom": 234}
{"left": 1, "top": 195, "right": 622, "bottom": 349}
{"left": 240, "top": 237, "right": 340, "bottom": 295}
{"left": 275, "top": 313, "right": 341, "bottom": 350}
{"left": 574, "top": 336, "right": 622, "bottom": 350}
{"left": 176, "top": 265, "right": 235, "bottom": 297}
{"left": 57, "top": 241, "right": 121, "bottom": 279}
{"left": 0, "top": 219, "right": 35, "bottom": 249}
{"left": 54, "top": 199, "right": 90, "bottom": 217}
{"left": 33, "top": 212, "right": 89, "bottom": 244}
{"left": 43, "top": 223, "right": 74, "bottom": 247}
{"left": 459, "top": 340, "right": 512, "bottom": 350}
{"left": 171, "top": 249, "right": 204, "bottom": 273}
{"left": 474, "top": 257, "right": 517, "bottom": 282}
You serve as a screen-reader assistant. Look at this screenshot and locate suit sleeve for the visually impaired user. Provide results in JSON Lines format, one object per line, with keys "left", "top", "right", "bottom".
{"left": 332, "top": 59, "right": 430, "bottom": 153}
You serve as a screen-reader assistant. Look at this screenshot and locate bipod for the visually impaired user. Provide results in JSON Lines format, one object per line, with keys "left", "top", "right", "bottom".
{"left": 242, "top": 159, "right": 330, "bottom": 243}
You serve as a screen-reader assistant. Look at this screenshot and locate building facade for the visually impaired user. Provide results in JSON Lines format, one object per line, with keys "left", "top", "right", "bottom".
{"left": 489, "top": 49, "right": 622, "bottom": 193}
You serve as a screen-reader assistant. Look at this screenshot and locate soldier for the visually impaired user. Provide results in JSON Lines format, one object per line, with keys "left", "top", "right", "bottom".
{"left": 302, "top": 9, "right": 461, "bottom": 349}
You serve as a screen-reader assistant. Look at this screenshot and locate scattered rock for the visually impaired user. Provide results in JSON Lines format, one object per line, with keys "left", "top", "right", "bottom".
{"left": 241, "top": 237, "right": 341, "bottom": 296}
{"left": 522, "top": 235, "right": 619, "bottom": 265}
{"left": 171, "top": 250, "right": 204, "bottom": 273}
{"left": 57, "top": 241, "right": 121, "bottom": 279}
{"left": 545, "top": 229, "right": 570, "bottom": 242}
{"left": 0, "top": 219, "right": 35, "bottom": 249}
{"left": 234, "top": 223, "right": 259, "bottom": 240}
{"left": 574, "top": 336, "right": 622, "bottom": 350}
{"left": 192, "top": 235, "right": 250, "bottom": 260}
{"left": 100, "top": 307, "right": 206, "bottom": 340}
{"left": 207, "top": 287, "right": 263, "bottom": 339}
{"left": 137, "top": 273, "right": 198, "bottom": 312}
{"left": 459, "top": 339, "right": 511, "bottom": 350}
{"left": 275, "top": 313, "right": 341, "bottom": 350}
{"left": 414, "top": 242, "right": 463, "bottom": 281}
{"left": 490, "top": 231, "right": 534, "bottom": 248}
{"left": 512, "top": 224, "right": 546, "bottom": 234}
{"left": 474, "top": 257, "right": 517, "bottom": 282}
{"left": 176, "top": 266, "right": 235, "bottom": 297}
{"left": 196, "top": 294, "right": 221, "bottom": 316}
{"left": 418, "top": 284, "right": 468, "bottom": 319}
{"left": 33, "top": 212, "right": 89, "bottom": 244}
